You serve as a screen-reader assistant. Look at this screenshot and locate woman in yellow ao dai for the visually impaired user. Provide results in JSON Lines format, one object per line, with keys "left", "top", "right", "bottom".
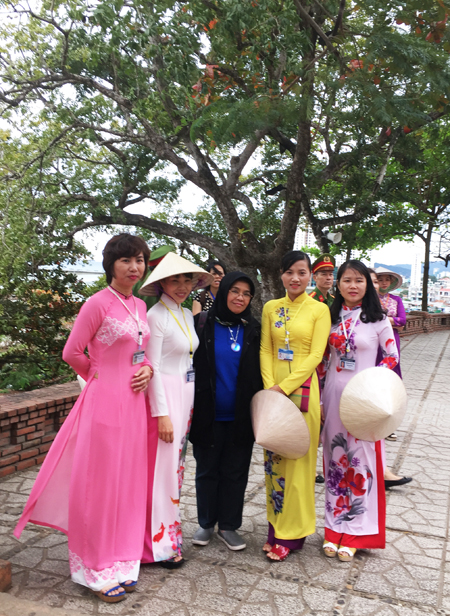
{"left": 260, "top": 251, "right": 331, "bottom": 561}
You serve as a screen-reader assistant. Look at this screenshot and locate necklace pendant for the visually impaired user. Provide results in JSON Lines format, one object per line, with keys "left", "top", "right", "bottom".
{"left": 231, "top": 342, "right": 241, "bottom": 352}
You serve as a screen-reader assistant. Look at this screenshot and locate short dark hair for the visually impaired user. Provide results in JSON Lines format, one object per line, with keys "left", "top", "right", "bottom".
{"left": 280, "top": 250, "right": 311, "bottom": 273}
{"left": 206, "top": 260, "right": 227, "bottom": 290}
{"left": 330, "top": 260, "right": 384, "bottom": 324}
{"left": 102, "top": 234, "right": 150, "bottom": 284}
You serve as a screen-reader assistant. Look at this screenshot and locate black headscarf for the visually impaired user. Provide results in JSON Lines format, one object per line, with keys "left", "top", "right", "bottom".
{"left": 209, "top": 271, "right": 255, "bottom": 325}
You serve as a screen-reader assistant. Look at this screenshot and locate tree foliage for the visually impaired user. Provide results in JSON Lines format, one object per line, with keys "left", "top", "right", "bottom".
{"left": 1, "top": 0, "right": 450, "bottom": 308}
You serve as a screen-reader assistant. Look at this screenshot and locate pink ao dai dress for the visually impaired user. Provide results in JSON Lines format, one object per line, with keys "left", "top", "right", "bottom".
{"left": 142, "top": 293, "right": 199, "bottom": 563}
{"left": 14, "top": 288, "right": 151, "bottom": 590}
{"left": 322, "top": 306, "right": 398, "bottom": 549}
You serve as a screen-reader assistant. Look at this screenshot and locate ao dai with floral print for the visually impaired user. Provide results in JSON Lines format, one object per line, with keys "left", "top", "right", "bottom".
{"left": 14, "top": 288, "right": 151, "bottom": 591}
{"left": 322, "top": 306, "right": 398, "bottom": 542}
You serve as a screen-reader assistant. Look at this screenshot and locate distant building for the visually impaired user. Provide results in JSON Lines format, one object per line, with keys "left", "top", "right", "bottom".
{"left": 294, "top": 226, "right": 317, "bottom": 251}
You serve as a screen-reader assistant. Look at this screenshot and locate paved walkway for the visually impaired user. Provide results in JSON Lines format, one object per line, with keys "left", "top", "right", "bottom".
{"left": 1, "top": 330, "right": 450, "bottom": 616}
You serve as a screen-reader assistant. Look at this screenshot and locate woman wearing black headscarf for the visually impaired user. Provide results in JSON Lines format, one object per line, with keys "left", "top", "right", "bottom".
{"left": 189, "top": 272, "right": 263, "bottom": 551}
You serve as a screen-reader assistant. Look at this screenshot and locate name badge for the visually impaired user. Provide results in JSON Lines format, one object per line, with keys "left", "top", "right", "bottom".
{"left": 132, "top": 350, "right": 146, "bottom": 365}
{"left": 278, "top": 348, "right": 294, "bottom": 361}
{"left": 186, "top": 369, "right": 196, "bottom": 383}
{"left": 340, "top": 357, "right": 356, "bottom": 371}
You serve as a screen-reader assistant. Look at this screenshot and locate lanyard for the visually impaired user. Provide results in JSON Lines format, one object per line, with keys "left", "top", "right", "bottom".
{"left": 159, "top": 299, "right": 193, "bottom": 362}
{"left": 108, "top": 287, "right": 143, "bottom": 348}
{"left": 283, "top": 297, "right": 305, "bottom": 349}
{"left": 340, "top": 308, "right": 361, "bottom": 354}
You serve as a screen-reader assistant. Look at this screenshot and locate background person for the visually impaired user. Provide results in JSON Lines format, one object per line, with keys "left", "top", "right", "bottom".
{"left": 322, "top": 260, "right": 399, "bottom": 563}
{"left": 368, "top": 269, "right": 412, "bottom": 490}
{"left": 14, "top": 234, "right": 153, "bottom": 603}
{"left": 309, "top": 252, "right": 336, "bottom": 484}
{"left": 375, "top": 266, "right": 407, "bottom": 442}
{"left": 190, "top": 272, "right": 263, "bottom": 551}
{"left": 192, "top": 260, "right": 227, "bottom": 315}
{"left": 309, "top": 253, "right": 336, "bottom": 307}
{"left": 260, "top": 250, "right": 331, "bottom": 562}
{"left": 139, "top": 253, "right": 213, "bottom": 569}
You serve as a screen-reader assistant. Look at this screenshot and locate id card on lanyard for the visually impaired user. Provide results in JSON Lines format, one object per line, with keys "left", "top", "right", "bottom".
{"left": 159, "top": 299, "right": 195, "bottom": 383}
{"left": 108, "top": 287, "right": 144, "bottom": 365}
{"left": 339, "top": 308, "right": 361, "bottom": 370}
{"left": 278, "top": 299, "right": 304, "bottom": 365}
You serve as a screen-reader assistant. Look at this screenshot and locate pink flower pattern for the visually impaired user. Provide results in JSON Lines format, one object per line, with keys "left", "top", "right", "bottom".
{"left": 69, "top": 550, "right": 138, "bottom": 585}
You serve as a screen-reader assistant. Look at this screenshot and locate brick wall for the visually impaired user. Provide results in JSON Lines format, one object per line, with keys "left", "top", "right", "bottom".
{"left": 0, "top": 382, "right": 80, "bottom": 479}
{"left": 401, "top": 312, "right": 450, "bottom": 336}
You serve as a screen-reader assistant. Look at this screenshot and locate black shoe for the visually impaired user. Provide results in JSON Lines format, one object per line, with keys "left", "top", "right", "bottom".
{"left": 384, "top": 477, "right": 413, "bottom": 489}
{"left": 315, "top": 475, "right": 325, "bottom": 484}
{"left": 160, "top": 556, "right": 185, "bottom": 569}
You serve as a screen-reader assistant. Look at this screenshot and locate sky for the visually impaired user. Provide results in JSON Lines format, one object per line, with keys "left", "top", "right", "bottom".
{"left": 78, "top": 181, "right": 437, "bottom": 268}
{"left": 80, "top": 229, "right": 424, "bottom": 267}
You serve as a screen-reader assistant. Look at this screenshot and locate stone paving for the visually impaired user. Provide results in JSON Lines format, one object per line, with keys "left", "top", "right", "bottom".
{"left": 1, "top": 330, "right": 450, "bottom": 616}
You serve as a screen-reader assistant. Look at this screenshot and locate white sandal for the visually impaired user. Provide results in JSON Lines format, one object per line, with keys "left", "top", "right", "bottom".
{"left": 323, "top": 541, "right": 338, "bottom": 558}
{"left": 337, "top": 546, "right": 356, "bottom": 562}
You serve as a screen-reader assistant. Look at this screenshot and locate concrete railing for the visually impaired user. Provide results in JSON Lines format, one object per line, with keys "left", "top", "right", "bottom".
{"left": 1, "top": 314, "right": 450, "bottom": 479}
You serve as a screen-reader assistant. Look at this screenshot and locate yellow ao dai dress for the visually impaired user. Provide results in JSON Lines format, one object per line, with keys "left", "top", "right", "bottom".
{"left": 260, "top": 292, "right": 330, "bottom": 545}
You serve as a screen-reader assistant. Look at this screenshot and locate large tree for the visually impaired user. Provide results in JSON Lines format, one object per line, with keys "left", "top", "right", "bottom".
{"left": 1, "top": 0, "right": 450, "bottom": 304}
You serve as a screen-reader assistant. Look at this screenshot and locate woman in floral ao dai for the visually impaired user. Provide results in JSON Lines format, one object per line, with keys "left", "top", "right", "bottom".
{"left": 321, "top": 261, "right": 398, "bottom": 562}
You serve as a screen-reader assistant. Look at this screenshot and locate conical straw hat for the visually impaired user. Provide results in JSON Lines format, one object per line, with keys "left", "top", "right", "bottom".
{"left": 139, "top": 252, "right": 214, "bottom": 296}
{"left": 251, "top": 390, "right": 310, "bottom": 459}
{"left": 375, "top": 267, "right": 403, "bottom": 291}
{"left": 339, "top": 367, "right": 407, "bottom": 442}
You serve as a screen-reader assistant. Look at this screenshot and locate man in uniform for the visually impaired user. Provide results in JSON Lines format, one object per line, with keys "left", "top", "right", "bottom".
{"left": 309, "top": 253, "right": 336, "bottom": 307}
{"left": 309, "top": 253, "right": 335, "bottom": 484}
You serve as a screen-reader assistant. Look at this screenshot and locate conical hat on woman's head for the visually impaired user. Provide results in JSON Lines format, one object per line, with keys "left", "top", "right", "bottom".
{"left": 139, "top": 252, "right": 214, "bottom": 296}
{"left": 375, "top": 267, "right": 403, "bottom": 291}
{"left": 339, "top": 367, "right": 407, "bottom": 442}
{"left": 251, "top": 390, "right": 310, "bottom": 459}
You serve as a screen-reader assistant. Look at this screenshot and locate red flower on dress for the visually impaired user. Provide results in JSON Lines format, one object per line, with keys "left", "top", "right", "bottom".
{"left": 385, "top": 338, "right": 394, "bottom": 347}
{"left": 333, "top": 495, "right": 351, "bottom": 517}
{"left": 338, "top": 468, "right": 366, "bottom": 496}
{"left": 339, "top": 454, "right": 349, "bottom": 469}
{"left": 380, "top": 356, "right": 398, "bottom": 369}
{"left": 329, "top": 332, "right": 346, "bottom": 350}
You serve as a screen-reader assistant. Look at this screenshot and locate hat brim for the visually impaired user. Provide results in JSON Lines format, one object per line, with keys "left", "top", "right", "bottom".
{"left": 139, "top": 252, "right": 215, "bottom": 296}
{"left": 251, "top": 390, "right": 310, "bottom": 459}
{"left": 339, "top": 367, "right": 407, "bottom": 441}
{"left": 375, "top": 267, "right": 403, "bottom": 291}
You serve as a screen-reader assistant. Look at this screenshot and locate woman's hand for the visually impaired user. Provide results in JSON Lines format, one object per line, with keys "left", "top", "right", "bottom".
{"left": 131, "top": 365, "right": 153, "bottom": 392}
{"left": 269, "top": 385, "right": 286, "bottom": 395}
{"left": 388, "top": 316, "right": 395, "bottom": 326}
{"left": 320, "top": 403, "right": 325, "bottom": 425}
{"left": 158, "top": 416, "right": 174, "bottom": 443}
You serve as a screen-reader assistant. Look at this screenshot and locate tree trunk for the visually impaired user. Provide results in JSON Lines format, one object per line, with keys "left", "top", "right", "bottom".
{"left": 421, "top": 221, "right": 433, "bottom": 312}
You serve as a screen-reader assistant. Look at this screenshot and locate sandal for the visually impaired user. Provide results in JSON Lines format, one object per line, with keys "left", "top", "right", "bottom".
{"left": 267, "top": 544, "right": 291, "bottom": 562}
{"left": 160, "top": 556, "right": 185, "bottom": 569}
{"left": 121, "top": 580, "right": 137, "bottom": 593}
{"left": 91, "top": 585, "right": 126, "bottom": 603}
{"left": 337, "top": 546, "right": 356, "bottom": 562}
{"left": 262, "top": 542, "right": 273, "bottom": 553}
{"left": 323, "top": 541, "right": 339, "bottom": 558}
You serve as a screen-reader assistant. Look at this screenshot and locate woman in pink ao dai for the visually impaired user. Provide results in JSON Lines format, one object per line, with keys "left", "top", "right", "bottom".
{"left": 14, "top": 234, "right": 153, "bottom": 603}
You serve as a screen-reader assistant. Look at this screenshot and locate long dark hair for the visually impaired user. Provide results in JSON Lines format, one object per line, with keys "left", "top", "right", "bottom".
{"left": 330, "top": 260, "right": 384, "bottom": 324}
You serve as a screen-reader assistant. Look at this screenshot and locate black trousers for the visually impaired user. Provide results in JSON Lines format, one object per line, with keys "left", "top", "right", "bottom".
{"left": 193, "top": 421, "right": 254, "bottom": 531}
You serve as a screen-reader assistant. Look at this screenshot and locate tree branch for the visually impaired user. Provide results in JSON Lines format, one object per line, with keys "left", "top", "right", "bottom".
{"left": 68, "top": 212, "right": 228, "bottom": 258}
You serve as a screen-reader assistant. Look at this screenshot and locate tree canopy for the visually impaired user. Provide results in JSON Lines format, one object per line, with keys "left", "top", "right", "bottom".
{"left": 1, "top": 0, "right": 450, "bottom": 302}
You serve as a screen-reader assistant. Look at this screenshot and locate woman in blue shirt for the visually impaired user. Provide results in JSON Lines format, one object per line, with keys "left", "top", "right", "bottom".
{"left": 189, "top": 272, "right": 263, "bottom": 551}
